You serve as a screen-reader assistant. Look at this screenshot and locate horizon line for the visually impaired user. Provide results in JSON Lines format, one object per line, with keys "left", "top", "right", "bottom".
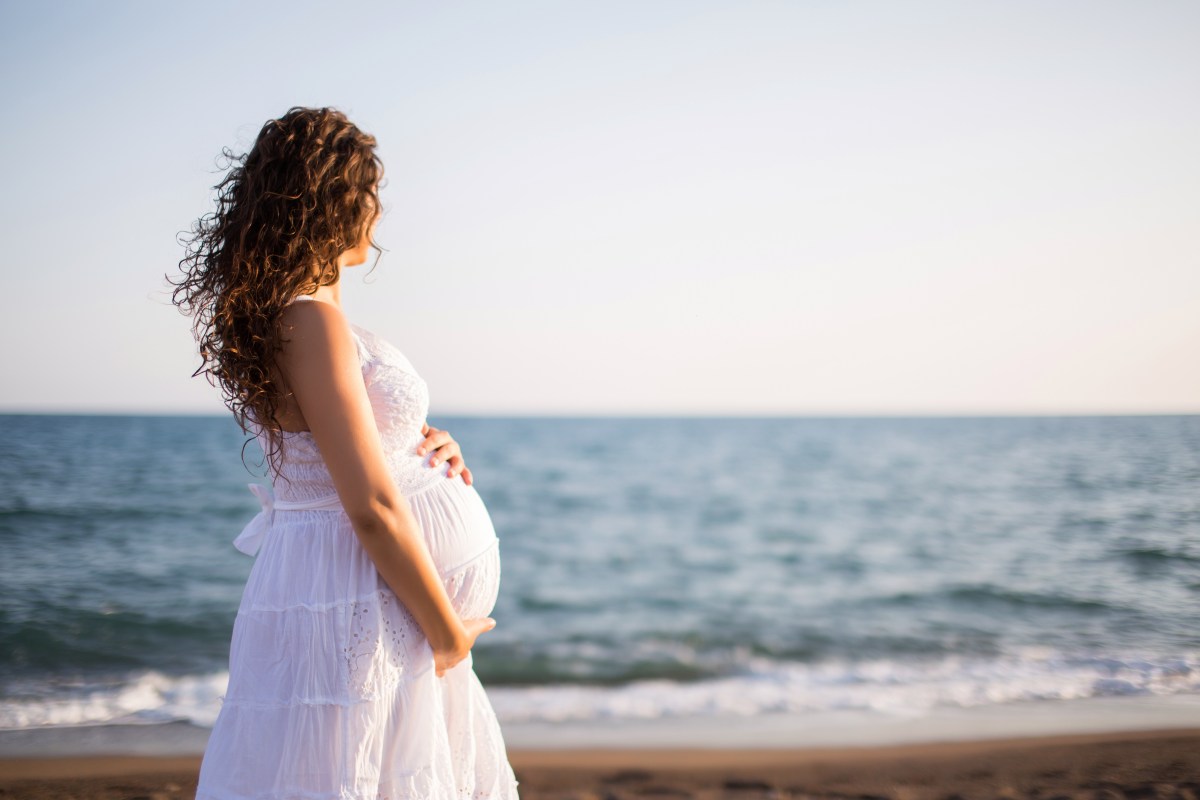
{"left": 1, "top": 409, "right": 1198, "bottom": 420}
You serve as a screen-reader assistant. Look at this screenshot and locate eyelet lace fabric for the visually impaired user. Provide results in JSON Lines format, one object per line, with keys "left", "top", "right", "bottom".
{"left": 197, "top": 296, "right": 519, "bottom": 800}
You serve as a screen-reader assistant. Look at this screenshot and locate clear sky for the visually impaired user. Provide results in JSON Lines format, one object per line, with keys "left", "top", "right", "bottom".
{"left": 1, "top": 1, "right": 1196, "bottom": 416}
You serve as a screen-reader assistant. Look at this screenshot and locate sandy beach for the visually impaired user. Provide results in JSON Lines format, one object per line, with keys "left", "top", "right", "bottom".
{"left": 0, "top": 727, "right": 1197, "bottom": 800}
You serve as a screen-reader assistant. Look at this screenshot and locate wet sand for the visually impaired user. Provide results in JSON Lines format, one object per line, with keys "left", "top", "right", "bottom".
{"left": 0, "top": 727, "right": 1196, "bottom": 799}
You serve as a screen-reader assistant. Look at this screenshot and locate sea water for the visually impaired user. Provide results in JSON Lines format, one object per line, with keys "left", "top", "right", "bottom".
{"left": 1, "top": 414, "right": 1198, "bottom": 753}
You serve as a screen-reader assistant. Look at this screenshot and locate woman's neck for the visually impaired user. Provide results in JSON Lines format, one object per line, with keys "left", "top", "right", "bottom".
{"left": 309, "top": 277, "right": 342, "bottom": 308}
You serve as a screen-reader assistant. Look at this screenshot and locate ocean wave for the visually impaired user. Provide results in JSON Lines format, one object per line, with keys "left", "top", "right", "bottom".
{"left": 0, "top": 671, "right": 228, "bottom": 729}
{"left": 488, "top": 648, "right": 1200, "bottom": 722}
{"left": 2, "top": 648, "right": 1195, "bottom": 731}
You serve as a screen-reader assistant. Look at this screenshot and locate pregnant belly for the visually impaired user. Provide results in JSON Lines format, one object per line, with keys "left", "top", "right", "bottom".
{"left": 406, "top": 477, "right": 502, "bottom": 619}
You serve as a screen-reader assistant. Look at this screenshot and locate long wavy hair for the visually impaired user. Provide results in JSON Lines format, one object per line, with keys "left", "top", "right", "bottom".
{"left": 169, "top": 106, "right": 384, "bottom": 475}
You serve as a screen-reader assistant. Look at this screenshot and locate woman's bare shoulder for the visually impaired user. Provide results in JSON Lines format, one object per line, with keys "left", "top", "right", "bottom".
{"left": 280, "top": 296, "right": 349, "bottom": 334}
{"left": 276, "top": 297, "right": 358, "bottom": 371}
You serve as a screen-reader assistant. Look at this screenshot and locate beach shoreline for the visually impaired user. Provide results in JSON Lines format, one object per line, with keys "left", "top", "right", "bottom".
{"left": 1, "top": 727, "right": 1197, "bottom": 799}
{"left": 6, "top": 692, "right": 1198, "bottom": 759}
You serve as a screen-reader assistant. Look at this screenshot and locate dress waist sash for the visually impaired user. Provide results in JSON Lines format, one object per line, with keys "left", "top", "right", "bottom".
{"left": 233, "top": 483, "right": 343, "bottom": 556}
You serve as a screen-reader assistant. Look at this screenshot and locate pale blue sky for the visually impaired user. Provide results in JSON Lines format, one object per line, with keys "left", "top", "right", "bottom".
{"left": 2, "top": 1, "right": 1197, "bottom": 415}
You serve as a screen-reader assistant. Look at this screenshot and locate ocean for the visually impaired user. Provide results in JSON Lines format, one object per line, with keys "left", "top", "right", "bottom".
{"left": 1, "top": 413, "right": 1198, "bottom": 754}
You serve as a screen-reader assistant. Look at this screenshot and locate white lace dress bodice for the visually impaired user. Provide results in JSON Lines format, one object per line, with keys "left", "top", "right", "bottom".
{"left": 253, "top": 314, "right": 445, "bottom": 503}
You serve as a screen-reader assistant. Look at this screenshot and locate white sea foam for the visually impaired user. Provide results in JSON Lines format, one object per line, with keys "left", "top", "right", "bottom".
{"left": 0, "top": 671, "right": 228, "bottom": 730}
{"left": 487, "top": 647, "right": 1200, "bottom": 722}
{"left": 2, "top": 648, "right": 1196, "bottom": 731}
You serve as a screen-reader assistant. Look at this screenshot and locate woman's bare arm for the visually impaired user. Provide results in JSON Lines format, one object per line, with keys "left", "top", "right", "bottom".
{"left": 274, "top": 299, "right": 493, "bottom": 674}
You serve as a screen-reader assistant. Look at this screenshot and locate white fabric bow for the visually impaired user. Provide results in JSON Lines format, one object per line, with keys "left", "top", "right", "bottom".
{"left": 233, "top": 483, "right": 276, "bottom": 556}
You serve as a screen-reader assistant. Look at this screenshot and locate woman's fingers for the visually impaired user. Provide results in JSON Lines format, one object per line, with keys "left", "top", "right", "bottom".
{"left": 465, "top": 616, "right": 497, "bottom": 640}
{"left": 428, "top": 441, "right": 461, "bottom": 468}
{"left": 446, "top": 454, "right": 465, "bottom": 477}
{"left": 417, "top": 424, "right": 472, "bottom": 481}
{"left": 443, "top": 459, "right": 474, "bottom": 486}
{"left": 416, "top": 425, "right": 451, "bottom": 457}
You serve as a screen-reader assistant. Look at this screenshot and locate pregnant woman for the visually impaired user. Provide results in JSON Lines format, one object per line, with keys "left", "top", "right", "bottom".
{"left": 171, "top": 106, "right": 519, "bottom": 799}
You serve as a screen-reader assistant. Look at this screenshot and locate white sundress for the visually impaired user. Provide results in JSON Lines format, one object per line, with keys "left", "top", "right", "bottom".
{"left": 196, "top": 295, "right": 520, "bottom": 799}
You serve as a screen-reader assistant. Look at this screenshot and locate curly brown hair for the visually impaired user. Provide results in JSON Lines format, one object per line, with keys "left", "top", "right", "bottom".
{"left": 169, "top": 106, "right": 384, "bottom": 475}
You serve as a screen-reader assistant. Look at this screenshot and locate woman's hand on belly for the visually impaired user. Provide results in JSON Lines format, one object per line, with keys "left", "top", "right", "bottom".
{"left": 417, "top": 422, "right": 473, "bottom": 485}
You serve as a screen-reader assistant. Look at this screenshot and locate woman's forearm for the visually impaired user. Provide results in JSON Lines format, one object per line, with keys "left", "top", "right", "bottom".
{"left": 348, "top": 498, "right": 466, "bottom": 653}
